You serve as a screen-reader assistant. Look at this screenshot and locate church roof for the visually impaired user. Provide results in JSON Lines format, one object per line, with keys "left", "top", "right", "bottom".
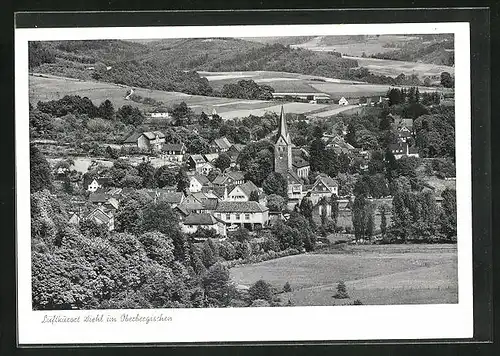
{"left": 276, "top": 106, "right": 290, "bottom": 145}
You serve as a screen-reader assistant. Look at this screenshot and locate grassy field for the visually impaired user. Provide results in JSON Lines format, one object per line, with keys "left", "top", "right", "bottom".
{"left": 291, "top": 35, "right": 421, "bottom": 57}
{"left": 230, "top": 244, "right": 457, "bottom": 306}
{"left": 344, "top": 56, "right": 455, "bottom": 78}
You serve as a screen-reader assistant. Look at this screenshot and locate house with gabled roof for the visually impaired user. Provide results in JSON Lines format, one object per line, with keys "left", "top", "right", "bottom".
{"left": 308, "top": 174, "right": 339, "bottom": 205}
{"left": 187, "top": 154, "right": 215, "bottom": 175}
{"left": 85, "top": 207, "right": 115, "bottom": 231}
{"left": 203, "top": 153, "right": 219, "bottom": 163}
{"left": 214, "top": 201, "right": 269, "bottom": 230}
{"left": 161, "top": 143, "right": 186, "bottom": 163}
{"left": 180, "top": 213, "right": 227, "bottom": 238}
{"left": 228, "top": 181, "right": 260, "bottom": 202}
{"left": 88, "top": 192, "right": 119, "bottom": 211}
{"left": 212, "top": 171, "right": 246, "bottom": 187}
{"left": 123, "top": 131, "right": 165, "bottom": 151}
{"left": 157, "top": 191, "right": 185, "bottom": 208}
{"left": 189, "top": 174, "right": 212, "bottom": 193}
{"left": 85, "top": 176, "right": 112, "bottom": 193}
{"left": 210, "top": 136, "right": 232, "bottom": 153}
{"left": 292, "top": 156, "right": 310, "bottom": 179}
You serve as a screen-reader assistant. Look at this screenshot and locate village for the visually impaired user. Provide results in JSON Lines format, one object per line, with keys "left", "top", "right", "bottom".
{"left": 28, "top": 36, "right": 458, "bottom": 309}
{"left": 50, "top": 96, "right": 435, "bottom": 242}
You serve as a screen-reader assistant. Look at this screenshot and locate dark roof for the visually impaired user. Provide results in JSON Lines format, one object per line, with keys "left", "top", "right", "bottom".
{"left": 389, "top": 142, "right": 408, "bottom": 151}
{"left": 192, "top": 174, "right": 211, "bottom": 186}
{"left": 233, "top": 181, "right": 259, "bottom": 197}
{"left": 162, "top": 143, "right": 185, "bottom": 152}
{"left": 201, "top": 198, "right": 219, "bottom": 211}
{"left": 183, "top": 213, "right": 220, "bottom": 225}
{"left": 215, "top": 201, "right": 268, "bottom": 213}
{"left": 211, "top": 186, "right": 227, "bottom": 199}
{"left": 85, "top": 207, "right": 112, "bottom": 224}
{"left": 179, "top": 200, "right": 205, "bottom": 211}
{"left": 293, "top": 156, "right": 310, "bottom": 168}
{"left": 123, "top": 132, "right": 142, "bottom": 144}
{"left": 227, "top": 171, "right": 245, "bottom": 181}
{"left": 314, "top": 175, "right": 338, "bottom": 188}
{"left": 287, "top": 170, "right": 302, "bottom": 184}
{"left": 89, "top": 193, "right": 109, "bottom": 203}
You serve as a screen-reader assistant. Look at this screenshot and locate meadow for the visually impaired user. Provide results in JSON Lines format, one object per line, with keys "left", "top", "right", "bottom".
{"left": 230, "top": 244, "right": 458, "bottom": 306}
{"left": 344, "top": 56, "right": 455, "bottom": 78}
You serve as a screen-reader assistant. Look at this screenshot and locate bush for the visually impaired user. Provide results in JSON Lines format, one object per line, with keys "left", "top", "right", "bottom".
{"left": 352, "top": 299, "right": 363, "bottom": 305}
{"left": 283, "top": 282, "right": 292, "bottom": 293}
{"left": 333, "top": 281, "right": 349, "bottom": 299}
{"left": 249, "top": 280, "right": 273, "bottom": 302}
{"left": 250, "top": 299, "right": 271, "bottom": 307}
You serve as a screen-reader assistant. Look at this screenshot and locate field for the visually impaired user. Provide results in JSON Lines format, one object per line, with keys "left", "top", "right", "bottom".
{"left": 291, "top": 35, "right": 421, "bottom": 57}
{"left": 344, "top": 56, "right": 455, "bottom": 78}
{"left": 230, "top": 244, "right": 457, "bottom": 306}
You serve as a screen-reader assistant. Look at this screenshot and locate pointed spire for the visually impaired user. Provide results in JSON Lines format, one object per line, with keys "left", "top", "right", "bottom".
{"left": 277, "top": 105, "right": 289, "bottom": 143}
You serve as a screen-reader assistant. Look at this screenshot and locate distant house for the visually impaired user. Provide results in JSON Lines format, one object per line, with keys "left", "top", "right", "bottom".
{"left": 123, "top": 131, "right": 165, "bottom": 151}
{"left": 88, "top": 193, "right": 119, "bottom": 211}
{"left": 68, "top": 212, "right": 80, "bottom": 225}
{"left": 149, "top": 112, "right": 170, "bottom": 119}
{"left": 157, "top": 191, "right": 185, "bottom": 208}
{"left": 227, "top": 144, "right": 245, "bottom": 167}
{"left": 180, "top": 213, "right": 227, "bottom": 238}
{"left": 85, "top": 207, "right": 114, "bottom": 231}
{"left": 271, "top": 92, "right": 331, "bottom": 103}
{"left": 86, "top": 177, "right": 111, "bottom": 193}
{"left": 161, "top": 143, "right": 186, "bottom": 163}
{"left": 228, "top": 181, "right": 260, "bottom": 202}
{"left": 292, "top": 156, "right": 310, "bottom": 179}
{"left": 214, "top": 201, "right": 269, "bottom": 230}
{"left": 308, "top": 174, "right": 339, "bottom": 205}
{"left": 210, "top": 137, "right": 232, "bottom": 153}
{"left": 286, "top": 170, "right": 304, "bottom": 201}
{"left": 212, "top": 171, "right": 246, "bottom": 187}
{"left": 389, "top": 141, "right": 419, "bottom": 159}
{"left": 188, "top": 154, "right": 207, "bottom": 170}
{"left": 189, "top": 174, "right": 212, "bottom": 193}
{"left": 397, "top": 127, "right": 413, "bottom": 142}
{"left": 338, "top": 97, "right": 349, "bottom": 106}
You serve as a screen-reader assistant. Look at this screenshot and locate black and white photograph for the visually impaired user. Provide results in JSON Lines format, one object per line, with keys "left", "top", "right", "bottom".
{"left": 15, "top": 21, "right": 474, "bottom": 344}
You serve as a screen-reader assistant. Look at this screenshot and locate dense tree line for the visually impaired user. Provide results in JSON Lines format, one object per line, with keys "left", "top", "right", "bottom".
{"left": 220, "top": 79, "right": 275, "bottom": 100}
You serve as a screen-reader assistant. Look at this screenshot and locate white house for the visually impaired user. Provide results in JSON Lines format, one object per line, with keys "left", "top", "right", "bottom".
{"left": 389, "top": 142, "right": 420, "bottom": 159}
{"left": 228, "top": 181, "right": 259, "bottom": 202}
{"left": 212, "top": 171, "right": 246, "bottom": 187}
{"left": 308, "top": 174, "right": 339, "bottom": 205}
{"left": 338, "top": 97, "right": 349, "bottom": 106}
{"left": 161, "top": 143, "right": 186, "bottom": 163}
{"left": 210, "top": 137, "right": 232, "bottom": 153}
{"left": 189, "top": 174, "right": 211, "bottom": 193}
{"left": 123, "top": 131, "right": 166, "bottom": 151}
{"left": 86, "top": 177, "right": 111, "bottom": 193}
{"left": 214, "top": 201, "right": 269, "bottom": 230}
{"left": 180, "top": 213, "right": 227, "bottom": 238}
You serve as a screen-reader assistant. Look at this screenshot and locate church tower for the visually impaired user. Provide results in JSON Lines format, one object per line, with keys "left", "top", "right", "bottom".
{"left": 274, "top": 106, "right": 293, "bottom": 175}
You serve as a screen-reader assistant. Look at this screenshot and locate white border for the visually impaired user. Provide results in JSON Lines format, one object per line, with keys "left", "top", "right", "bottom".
{"left": 16, "top": 22, "right": 472, "bottom": 345}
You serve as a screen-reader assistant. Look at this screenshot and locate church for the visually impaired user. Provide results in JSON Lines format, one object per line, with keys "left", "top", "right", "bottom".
{"left": 274, "top": 106, "right": 305, "bottom": 203}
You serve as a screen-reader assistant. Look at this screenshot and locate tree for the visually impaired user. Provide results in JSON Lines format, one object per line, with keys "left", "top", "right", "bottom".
{"left": 202, "top": 263, "right": 234, "bottom": 307}
{"left": 137, "top": 161, "right": 156, "bottom": 188}
{"left": 379, "top": 204, "right": 388, "bottom": 237}
{"left": 155, "top": 165, "right": 177, "bottom": 188}
{"left": 440, "top": 72, "right": 454, "bottom": 88}
{"left": 141, "top": 201, "right": 180, "bottom": 236}
{"left": 330, "top": 194, "right": 339, "bottom": 227}
{"left": 213, "top": 153, "right": 231, "bottom": 172}
{"left": 105, "top": 146, "right": 119, "bottom": 160}
{"left": 29, "top": 110, "right": 54, "bottom": 138}
{"left": 248, "top": 280, "right": 273, "bottom": 302}
{"left": 30, "top": 145, "right": 53, "bottom": 193}
{"left": 439, "top": 188, "right": 457, "bottom": 240}
{"left": 309, "top": 138, "right": 326, "bottom": 172}
{"left": 98, "top": 99, "right": 115, "bottom": 120}
{"left": 352, "top": 194, "right": 367, "bottom": 241}
{"left": 249, "top": 190, "right": 260, "bottom": 202}
{"left": 298, "top": 197, "right": 314, "bottom": 223}
{"left": 333, "top": 281, "right": 349, "bottom": 299}
{"left": 176, "top": 168, "right": 189, "bottom": 193}
{"left": 117, "top": 105, "right": 144, "bottom": 126}
{"left": 283, "top": 282, "right": 292, "bottom": 293}
{"left": 201, "top": 238, "right": 219, "bottom": 268}
{"left": 345, "top": 123, "right": 357, "bottom": 147}
{"left": 267, "top": 194, "right": 285, "bottom": 212}
{"left": 262, "top": 172, "right": 288, "bottom": 199}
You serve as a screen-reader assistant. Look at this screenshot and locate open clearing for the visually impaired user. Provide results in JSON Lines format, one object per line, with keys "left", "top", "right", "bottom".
{"left": 344, "top": 56, "right": 455, "bottom": 78}
{"left": 230, "top": 244, "right": 457, "bottom": 306}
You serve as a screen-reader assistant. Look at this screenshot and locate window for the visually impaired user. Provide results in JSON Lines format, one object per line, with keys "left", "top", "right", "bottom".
{"left": 226, "top": 213, "right": 230, "bottom": 220}
{"left": 235, "top": 214, "right": 240, "bottom": 220}
{"left": 245, "top": 213, "right": 250, "bottom": 220}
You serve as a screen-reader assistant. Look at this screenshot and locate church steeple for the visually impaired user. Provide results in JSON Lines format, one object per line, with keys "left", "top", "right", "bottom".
{"left": 274, "top": 105, "right": 292, "bottom": 174}
{"left": 276, "top": 106, "right": 290, "bottom": 144}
